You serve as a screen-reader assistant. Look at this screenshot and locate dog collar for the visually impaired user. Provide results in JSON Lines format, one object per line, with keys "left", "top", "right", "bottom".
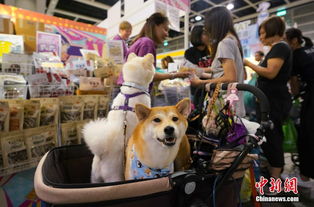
{"left": 129, "top": 145, "right": 173, "bottom": 180}
{"left": 122, "top": 82, "right": 149, "bottom": 95}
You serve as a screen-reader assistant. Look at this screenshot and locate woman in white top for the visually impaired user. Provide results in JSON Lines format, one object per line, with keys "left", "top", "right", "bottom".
{"left": 190, "top": 6, "right": 246, "bottom": 117}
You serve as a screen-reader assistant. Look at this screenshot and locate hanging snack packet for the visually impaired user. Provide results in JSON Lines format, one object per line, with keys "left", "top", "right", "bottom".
{"left": 97, "top": 96, "right": 109, "bottom": 118}
{"left": 33, "top": 98, "right": 59, "bottom": 126}
{"left": 6, "top": 100, "right": 24, "bottom": 131}
{"left": 81, "top": 95, "right": 98, "bottom": 120}
{"left": 23, "top": 100, "right": 40, "bottom": 129}
{"left": 76, "top": 120, "right": 88, "bottom": 144}
{"left": 25, "top": 125, "right": 57, "bottom": 162}
{"left": 61, "top": 122, "right": 79, "bottom": 145}
{"left": 0, "top": 146, "right": 3, "bottom": 173}
{"left": 59, "top": 96, "right": 84, "bottom": 123}
{"left": 1, "top": 131, "right": 28, "bottom": 169}
{"left": 0, "top": 101, "right": 10, "bottom": 132}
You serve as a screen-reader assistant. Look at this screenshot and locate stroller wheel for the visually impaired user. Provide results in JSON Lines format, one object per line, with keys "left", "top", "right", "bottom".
{"left": 291, "top": 153, "right": 300, "bottom": 167}
{"left": 182, "top": 174, "right": 199, "bottom": 195}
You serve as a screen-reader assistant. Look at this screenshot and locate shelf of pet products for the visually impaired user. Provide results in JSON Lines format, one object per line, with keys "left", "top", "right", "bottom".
{"left": 0, "top": 125, "right": 58, "bottom": 176}
{"left": 0, "top": 95, "right": 111, "bottom": 176}
{"left": 0, "top": 62, "right": 34, "bottom": 77}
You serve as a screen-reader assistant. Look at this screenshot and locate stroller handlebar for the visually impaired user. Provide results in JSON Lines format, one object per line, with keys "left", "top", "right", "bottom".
{"left": 206, "top": 83, "right": 270, "bottom": 122}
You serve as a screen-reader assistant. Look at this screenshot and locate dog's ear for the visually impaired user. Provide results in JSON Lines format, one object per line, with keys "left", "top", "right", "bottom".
{"left": 144, "top": 53, "right": 154, "bottom": 64}
{"left": 127, "top": 53, "right": 137, "bottom": 62}
{"left": 143, "top": 53, "right": 154, "bottom": 69}
{"left": 175, "top": 98, "right": 191, "bottom": 118}
{"left": 135, "top": 104, "right": 151, "bottom": 121}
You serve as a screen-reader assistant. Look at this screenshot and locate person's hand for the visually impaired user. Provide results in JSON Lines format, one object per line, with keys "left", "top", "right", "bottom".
{"left": 243, "top": 59, "right": 249, "bottom": 66}
{"left": 190, "top": 76, "right": 204, "bottom": 87}
{"left": 175, "top": 71, "right": 191, "bottom": 79}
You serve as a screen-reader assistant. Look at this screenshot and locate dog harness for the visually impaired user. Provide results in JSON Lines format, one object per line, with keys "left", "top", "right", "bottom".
{"left": 111, "top": 82, "right": 149, "bottom": 112}
{"left": 129, "top": 145, "right": 174, "bottom": 180}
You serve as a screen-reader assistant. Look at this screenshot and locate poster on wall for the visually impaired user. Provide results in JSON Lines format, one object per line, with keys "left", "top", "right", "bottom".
{"left": 36, "top": 31, "right": 61, "bottom": 57}
{"left": 45, "top": 25, "right": 106, "bottom": 63}
{"left": 235, "top": 21, "right": 262, "bottom": 58}
{"left": 157, "top": 0, "right": 190, "bottom": 12}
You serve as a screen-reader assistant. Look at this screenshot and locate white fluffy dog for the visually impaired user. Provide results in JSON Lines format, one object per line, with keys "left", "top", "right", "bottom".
{"left": 83, "top": 53, "right": 155, "bottom": 183}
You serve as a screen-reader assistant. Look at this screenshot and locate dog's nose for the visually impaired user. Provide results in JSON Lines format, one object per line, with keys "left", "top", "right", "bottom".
{"left": 164, "top": 126, "right": 174, "bottom": 135}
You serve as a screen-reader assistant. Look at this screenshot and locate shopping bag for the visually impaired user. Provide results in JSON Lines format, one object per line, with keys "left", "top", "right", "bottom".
{"left": 282, "top": 118, "right": 297, "bottom": 153}
{"left": 210, "top": 149, "right": 257, "bottom": 179}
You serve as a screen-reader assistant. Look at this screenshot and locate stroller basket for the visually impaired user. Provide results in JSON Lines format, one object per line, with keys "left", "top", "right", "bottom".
{"left": 35, "top": 144, "right": 173, "bottom": 206}
{"left": 35, "top": 83, "right": 271, "bottom": 207}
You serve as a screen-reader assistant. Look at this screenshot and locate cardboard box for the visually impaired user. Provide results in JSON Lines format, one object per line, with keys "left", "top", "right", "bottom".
{"left": 0, "top": 17, "right": 14, "bottom": 34}
{"left": 15, "top": 18, "right": 44, "bottom": 52}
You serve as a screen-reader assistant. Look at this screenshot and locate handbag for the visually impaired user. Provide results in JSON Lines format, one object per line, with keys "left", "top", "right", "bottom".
{"left": 225, "top": 117, "right": 248, "bottom": 147}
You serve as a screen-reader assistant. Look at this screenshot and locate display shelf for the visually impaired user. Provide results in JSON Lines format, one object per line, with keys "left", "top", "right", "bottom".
{"left": 28, "top": 85, "right": 77, "bottom": 98}
{"left": 0, "top": 62, "right": 34, "bottom": 76}
{"left": 0, "top": 94, "right": 111, "bottom": 176}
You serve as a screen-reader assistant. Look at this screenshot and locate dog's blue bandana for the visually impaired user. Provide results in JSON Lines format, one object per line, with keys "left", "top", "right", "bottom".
{"left": 129, "top": 145, "right": 173, "bottom": 180}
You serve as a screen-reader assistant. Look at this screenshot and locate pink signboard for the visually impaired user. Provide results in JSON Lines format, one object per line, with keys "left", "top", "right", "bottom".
{"left": 158, "top": 0, "right": 190, "bottom": 11}
{"left": 45, "top": 25, "right": 106, "bottom": 63}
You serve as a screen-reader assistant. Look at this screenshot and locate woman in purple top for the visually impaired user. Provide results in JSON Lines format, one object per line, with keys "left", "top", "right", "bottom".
{"left": 117, "top": 12, "right": 190, "bottom": 85}
{"left": 113, "top": 21, "right": 132, "bottom": 59}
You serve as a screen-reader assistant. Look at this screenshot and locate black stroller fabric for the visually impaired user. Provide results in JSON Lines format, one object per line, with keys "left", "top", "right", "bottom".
{"left": 42, "top": 144, "right": 94, "bottom": 187}
{"left": 39, "top": 144, "right": 175, "bottom": 207}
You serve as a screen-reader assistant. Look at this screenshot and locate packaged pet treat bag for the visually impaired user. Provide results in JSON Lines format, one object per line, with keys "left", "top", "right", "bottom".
{"left": 81, "top": 95, "right": 98, "bottom": 120}
{"left": 61, "top": 122, "right": 79, "bottom": 145}
{"left": 0, "top": 101, "right": 10, "bottom": 132}
{"left": 33, "top": 98, "right": 59, "bottom": 126}
{"left": 0, "top": 143, "right": 4, "bottom": 172}
{"left": 25, "top": 125, "right": 57, "bottom": 162}
{"left": 6, "top": 100, "right": 24, "bottom": 131}
{"left": 1, "top": 131, "right": 28, "bottom": 170}
{"left": 76, "top": 120, "right": 88, "bottom": 144}
{"left": 97, "top": 96, "right": 109, "bottom": 118}
{"left": 0, "top": 74, "right": 27, "bottom": 99}
{"left": 59, "top": 96, "right": 84, "bottom": 123}
{"left": 23, "top": 100, "right": 40, "bottom": 129}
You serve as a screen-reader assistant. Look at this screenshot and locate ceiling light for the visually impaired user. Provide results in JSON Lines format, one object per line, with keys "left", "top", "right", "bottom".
{"left": 195, "top": 15, "right": 202, "bottom": 21}
{"left": 227, "top": 3, "right": 234, "bottom": 10}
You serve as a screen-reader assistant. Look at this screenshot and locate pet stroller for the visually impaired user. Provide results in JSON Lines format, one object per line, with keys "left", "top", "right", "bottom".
{"left": 34, "top": 83, "right": 271, "bottom": 207}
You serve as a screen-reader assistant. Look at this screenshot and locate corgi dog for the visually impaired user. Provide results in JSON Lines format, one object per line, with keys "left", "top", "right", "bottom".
{"left": 83, "top": 53, "right": 155, "bottom": 183}
{"left": 125, "top": 98, "right": 191, "bottom": 180}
